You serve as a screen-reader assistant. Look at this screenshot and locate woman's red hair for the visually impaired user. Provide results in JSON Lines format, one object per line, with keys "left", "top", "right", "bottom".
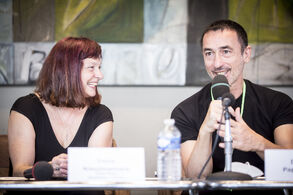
{"left": 35, "top": 37, "right": 102, "bottom": 108}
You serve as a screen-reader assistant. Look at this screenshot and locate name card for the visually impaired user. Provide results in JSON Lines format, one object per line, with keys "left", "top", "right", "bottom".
{"left": 265, "top": 149, "right": 293, "bottom": 181}
{"left": 68, "top": 147, "right": 145, "bottom": 182}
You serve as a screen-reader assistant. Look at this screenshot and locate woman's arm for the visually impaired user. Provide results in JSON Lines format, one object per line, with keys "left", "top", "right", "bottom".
{"left": 8, "top": 111, "right": 36, "bottom": 176}
{"left": 88, "top": 121, "right": 113, "bottom": 147}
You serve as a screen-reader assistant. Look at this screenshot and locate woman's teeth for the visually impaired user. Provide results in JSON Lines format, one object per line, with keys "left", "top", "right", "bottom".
{"left": 88, "top": 82, "right": 97, "bottom": 87}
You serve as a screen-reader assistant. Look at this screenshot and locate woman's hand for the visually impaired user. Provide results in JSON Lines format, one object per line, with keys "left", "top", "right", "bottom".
{"left": 50, "top": 153, "right": 68, "bottom": 177}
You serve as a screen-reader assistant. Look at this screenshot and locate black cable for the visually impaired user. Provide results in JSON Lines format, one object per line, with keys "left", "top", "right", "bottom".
{"left": 197, "top": 109, "right": 224, "bottom": 179}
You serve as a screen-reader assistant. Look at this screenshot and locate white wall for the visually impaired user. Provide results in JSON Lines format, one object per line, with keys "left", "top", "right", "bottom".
{"left": 0, "top": 86, "right": 198, "bottom": 177}
{"left": 0, "top": 86, "right": 292, "bottom": 180}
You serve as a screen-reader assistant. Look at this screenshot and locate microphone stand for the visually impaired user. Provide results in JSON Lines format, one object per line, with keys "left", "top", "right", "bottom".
{"left": 224, "top": 107, "right": 232, "bottom": 172}
{"left": 206, "top": 106, "right": 252, "bottom": 181}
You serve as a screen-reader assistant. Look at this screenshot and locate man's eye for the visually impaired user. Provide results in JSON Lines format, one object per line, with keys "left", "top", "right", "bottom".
{"left": 205, "top": 52, "right": 212, "bottom": 56}
{"left": 223, "top": 49, "right": 231, "bottom": 54}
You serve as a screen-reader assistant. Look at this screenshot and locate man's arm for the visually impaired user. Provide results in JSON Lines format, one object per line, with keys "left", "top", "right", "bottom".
{"left": 274, "top": 124, "right": 293, "bottom": 148}
{"left": 181, "top": 100, "right": 224, "bottom": 179}
{"left": 181, "top": 132, "right": 213, "bottom": 179}
{"left": 257, "top": 124, "right": 293, "bottom": 159}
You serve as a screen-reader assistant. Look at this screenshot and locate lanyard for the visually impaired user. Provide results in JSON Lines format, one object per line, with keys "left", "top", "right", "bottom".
{"left": 211, "top": 81, "right": 246, "bottom": 117}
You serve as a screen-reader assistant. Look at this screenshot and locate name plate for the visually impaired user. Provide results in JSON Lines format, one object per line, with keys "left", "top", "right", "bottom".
{"left": 265, "top": 149, "right": 293, "bottom": 181}
{"left": 68, "top": 147, "right": 145, "bottom": 182}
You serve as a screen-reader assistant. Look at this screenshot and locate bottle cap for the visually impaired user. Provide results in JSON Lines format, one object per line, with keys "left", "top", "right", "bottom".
{"left": 164, "top": 118, "right": 175, "bottom": 125}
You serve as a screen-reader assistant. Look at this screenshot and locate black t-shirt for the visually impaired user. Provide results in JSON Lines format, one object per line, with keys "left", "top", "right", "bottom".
{"left": 171, "top": 80, "right": 293, "bottom": 173}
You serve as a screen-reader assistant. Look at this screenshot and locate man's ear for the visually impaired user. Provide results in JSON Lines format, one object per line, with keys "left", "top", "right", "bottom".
{"left": 243, "top": 45, "right": 251, "bottom": 63}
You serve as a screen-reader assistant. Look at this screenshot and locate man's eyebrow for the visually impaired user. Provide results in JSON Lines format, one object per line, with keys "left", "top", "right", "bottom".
{"left": 220, "top": 45, "right": 233, "bottom": 50}
{"left": 203, "top": 46, "right": 233, "bottom": 52}
{"left": 203, "top": 48, "right": 213, "bottom": 52}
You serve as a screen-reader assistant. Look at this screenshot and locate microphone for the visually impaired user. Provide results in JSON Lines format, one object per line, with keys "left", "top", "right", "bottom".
{"left": 211, "top": 75, "right": 235, "bottom": 107}
{"left": 24, "top": 161, "right": 53, "bottom": 181}
{"left": 211, "top": 75, "right": 230, "bottom": 100}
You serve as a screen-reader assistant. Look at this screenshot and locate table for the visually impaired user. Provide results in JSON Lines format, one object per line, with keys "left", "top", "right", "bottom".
{"left": 0, "top": 177, "right": 292, "bottom": 195}
{"left": 206, "top": 180, "right": 293, "bottom": 190}
{"left": 204, "top": 179, "right": 293, "bottom": 195}
{"left": 0, "top": 177, "right": 203, "bottom": 195}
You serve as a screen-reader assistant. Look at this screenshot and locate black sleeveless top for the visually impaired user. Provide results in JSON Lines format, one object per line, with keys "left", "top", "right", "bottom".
{"left": 8, "top": 94, "right": 113, "bottom": 195}
{"left": 11, "top": 93, "right": 113, "bottom": 163}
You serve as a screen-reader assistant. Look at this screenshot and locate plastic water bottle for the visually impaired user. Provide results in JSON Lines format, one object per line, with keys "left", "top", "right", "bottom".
{"left": 157, "top": 118, "right": 181, "bottom": 181}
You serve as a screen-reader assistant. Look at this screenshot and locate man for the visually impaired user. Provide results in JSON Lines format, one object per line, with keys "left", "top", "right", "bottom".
{"left": 171, "top": 20, "right": 293, "bottom": 193}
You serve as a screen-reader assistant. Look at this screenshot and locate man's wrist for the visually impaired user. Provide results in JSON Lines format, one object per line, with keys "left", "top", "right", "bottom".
{"left": 254, "top": 134, "right": 266, "bottom": 152}
{"left": 199, "top": 125, "right": 214, "bottom": 138}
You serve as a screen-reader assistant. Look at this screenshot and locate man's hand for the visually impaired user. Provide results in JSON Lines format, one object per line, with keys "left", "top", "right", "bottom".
{"left": 218, "top": 107, "right": 264, "bottom": 152}
{"left": 202, "top": 100, "right": 225, "bottom": 134}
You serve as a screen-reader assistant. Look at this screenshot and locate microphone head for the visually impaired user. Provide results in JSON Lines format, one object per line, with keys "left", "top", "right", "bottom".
{"left": 32, "top": 161, "right": 53, "bottom": 181}
{"left": 222, "top": 93, "right": 235, "bottom": 107}
{"left": 211, "top": 75, "right": 230, "bottom": 100}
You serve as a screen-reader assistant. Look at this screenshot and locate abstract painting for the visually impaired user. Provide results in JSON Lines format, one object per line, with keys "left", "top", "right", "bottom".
{"left": 0, "top": 0, "right": 292, "bottom": 86}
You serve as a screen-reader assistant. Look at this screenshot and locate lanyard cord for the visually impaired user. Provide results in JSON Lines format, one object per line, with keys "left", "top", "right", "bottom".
{"left": 211, "top": 81, "right": 246, "bottom": 117}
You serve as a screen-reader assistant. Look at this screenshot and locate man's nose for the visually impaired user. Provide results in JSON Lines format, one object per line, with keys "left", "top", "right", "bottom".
{"left": 214, "top": 52, "right": 222, "bottom": 68}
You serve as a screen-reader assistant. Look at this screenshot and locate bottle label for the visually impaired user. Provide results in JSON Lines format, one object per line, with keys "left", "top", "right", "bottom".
{"left": 158, "top": 137, "right": 180, "bottom": 150}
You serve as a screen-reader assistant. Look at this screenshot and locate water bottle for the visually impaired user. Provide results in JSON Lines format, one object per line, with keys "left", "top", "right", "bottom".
{"left": 157, "top": 118, "right": 181, "bottom": 181}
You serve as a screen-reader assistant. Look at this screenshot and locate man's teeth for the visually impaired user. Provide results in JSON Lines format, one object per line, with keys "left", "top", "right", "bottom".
{"left": 217, "top": 72, "right": 225, "bottom": 75}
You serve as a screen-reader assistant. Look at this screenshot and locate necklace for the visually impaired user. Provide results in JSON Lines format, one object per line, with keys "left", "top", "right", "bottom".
{"left": 55, "top": 108, "right": 75, "bottom": 146}
{"left": 211, "top": 81, "right": 246, "bottom": 117}
{"left": 37, "top": 93, "right": 86, "bottom": 148}
{"left": 45, "top": 105, "right": 86, "bottom": 148}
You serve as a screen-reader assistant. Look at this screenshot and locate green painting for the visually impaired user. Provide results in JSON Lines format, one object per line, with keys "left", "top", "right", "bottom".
{"left": 55, "top": 0, "right": 143, "bottom": 43}
{"left": 2, "top": 0, "right": 293, "bottom": 85}
{"left": 229, "top": 0, "right": 293, "bottom": 43}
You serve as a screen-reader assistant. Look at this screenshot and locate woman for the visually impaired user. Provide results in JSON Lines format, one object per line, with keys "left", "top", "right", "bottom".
{"left": 8, "top": 37, "right": 113, "bottom": 193}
